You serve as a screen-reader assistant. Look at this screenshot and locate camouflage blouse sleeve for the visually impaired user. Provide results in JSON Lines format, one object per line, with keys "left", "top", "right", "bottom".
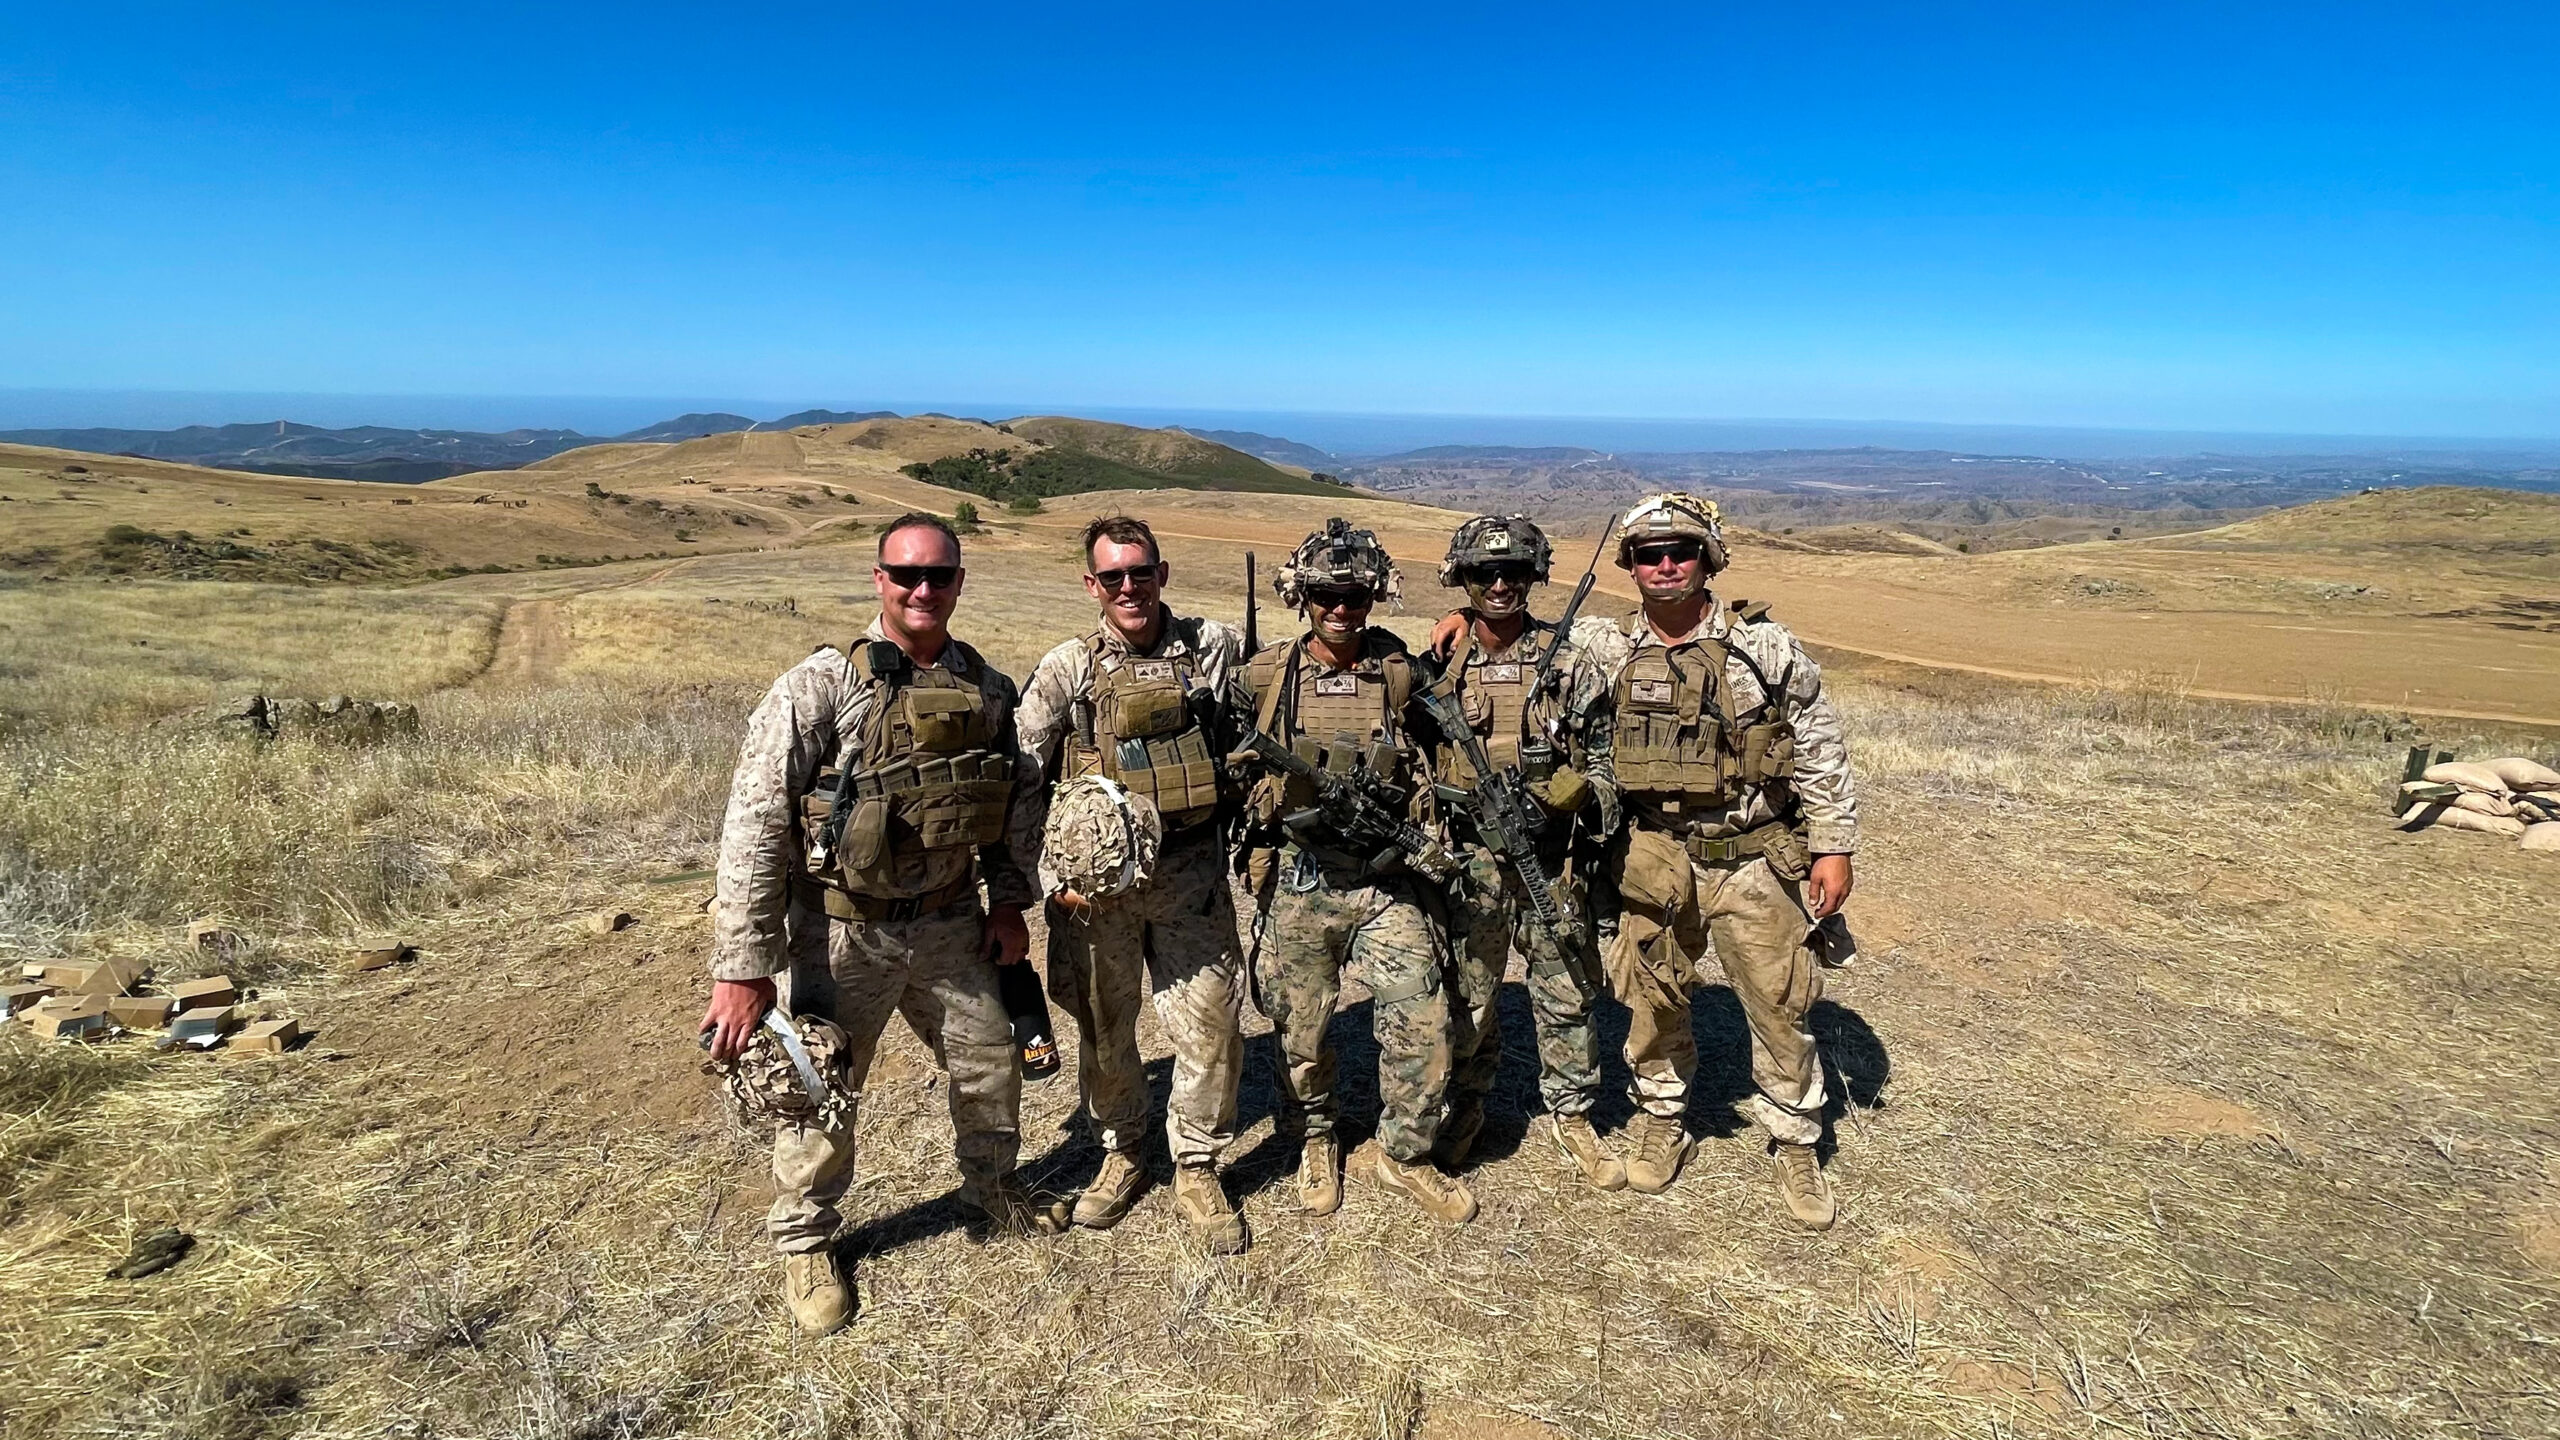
{"left": 710, "top": 652, "right": 847, "bottom": 981}
{"left": 1562, "top": 638, "right": 1622, "bottom": 835}
{"left": 1770, "top": 629, "right": 1859, "bottom": 855}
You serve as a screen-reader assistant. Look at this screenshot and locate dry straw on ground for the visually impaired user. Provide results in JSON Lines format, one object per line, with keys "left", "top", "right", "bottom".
{"left": 2, "top": 558, "right": 2556, "bottom": 1440}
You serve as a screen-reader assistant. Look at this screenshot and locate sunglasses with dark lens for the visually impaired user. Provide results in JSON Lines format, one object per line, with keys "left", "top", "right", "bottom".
{"left": 1630, "top": 541, "right": 1703, "bottom": 568}
{"left": 1464, "top": 562, "right": 1538, "bottom": 586}
{"left": 1089, "top": 564, "right": 1164, "bottom": 591}
{"left": 1304, "top": 586, "right": 1375, "bottom": 610}
{"left": 880, "top": 564, "right": 960, "bottom": 589}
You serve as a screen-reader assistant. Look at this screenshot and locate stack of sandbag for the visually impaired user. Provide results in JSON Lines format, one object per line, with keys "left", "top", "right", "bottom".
{"left": 2398, "top": 756, "right": 2560, "bottom": 851}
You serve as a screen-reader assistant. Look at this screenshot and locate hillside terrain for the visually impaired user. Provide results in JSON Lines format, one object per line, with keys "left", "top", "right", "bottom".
{"left": 2, "top": 495, "right": 2554, "bottom": 1438}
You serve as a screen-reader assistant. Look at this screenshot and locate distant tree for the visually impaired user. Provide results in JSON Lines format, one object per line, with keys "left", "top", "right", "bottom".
{"left": 953, "top": 501, "right": 982, "bottom": 530}
{"left": 1312, "top": 472, "right": 1341, "bottom": 485}
{"left": 1007, "top": 494, "right": 1044, "bottom": 515}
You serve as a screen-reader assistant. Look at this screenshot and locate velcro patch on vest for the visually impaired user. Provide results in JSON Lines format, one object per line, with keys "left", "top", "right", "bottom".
{"left": 1483, "top": 662, "right": 1521, "bottom": 684}
{"left": 1130, "top": 659, "right": 1176, "bottom": 682}
{"left": 1629, "top": 678, "right": 1675, "bottom": 707}
{"left": 1314, "top": 673, "right": 1361, "bottom": 697}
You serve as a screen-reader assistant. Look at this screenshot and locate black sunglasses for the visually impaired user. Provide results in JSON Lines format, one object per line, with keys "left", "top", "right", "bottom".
{"left": 1463, "top": 561, "right": 1538, "bottom": 585}
{"left": 1630, "top": 541, "right": 1702, "bottom": 567}
{"left": 880, "top": 563, "right": 959, "bottom": 589}
{"left": 1304, "top": 585, "right": 1375, "bottom": 610}
{"left": 1089, "top": 564, "right": 1164, "bottom": 591}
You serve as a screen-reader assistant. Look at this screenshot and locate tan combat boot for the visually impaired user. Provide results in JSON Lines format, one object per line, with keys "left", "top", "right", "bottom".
{"left": 960, "top": 1171, "right": 1070, "bottom": 1238}
{"left": 1370, "top": 1150, "right": 1480, "bottom": 1224}
{"left": 1549, "top": 1113, "right": 1627, "bottom": 1191}
{"left": 1173, "top": 1164, "right": 1251, "bottom": 1255}
{"left": 1432, "top": 1101, "right": 1486, "bottom": 1169}
{"left": 1072, "top": 1149, "right": 1150, "bottom": 1230}
{"left": 1623, "top": 1112, "right": 1694, "bottom": 1195}
{"left": 1298, "top": 1133, "right": 1343, "bottom": 1216}
{"left": 1771, "top": 1143, "right": 1837, "bottom": 1230}
{"left": 782, "top": 1250, "right": 852, "bottom": 1336}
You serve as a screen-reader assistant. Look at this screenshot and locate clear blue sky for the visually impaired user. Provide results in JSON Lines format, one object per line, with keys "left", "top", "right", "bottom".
{"left": 4, "top": 3, "right": 2555, "bottom": 437}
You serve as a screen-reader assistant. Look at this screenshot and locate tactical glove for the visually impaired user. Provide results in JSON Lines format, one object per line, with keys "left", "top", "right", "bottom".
{"left": 1534, "top": 764, "right": 1594, "bottom": 815}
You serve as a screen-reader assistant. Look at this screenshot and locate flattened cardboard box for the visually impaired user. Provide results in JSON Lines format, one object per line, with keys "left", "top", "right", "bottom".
{"left": 168, "top": 975, "right": 239, "bottom": 1010}
{"left": 31, "top": 997, "right": 110, "bottom": 1040}
{"left": 225, "top": 1018, "right": 302, "bottom": 1057}
{"left": 167, "top": 1006, "right": 240, "bottom": 1047}
{"left": 3, "top": 982, "right": 56, "bottom": 1017}
{"left": 107, "top": 995, "right": 176, "bottom": 1030}
{"left": 67, "top": 958, "right": 145, "bottom": 998}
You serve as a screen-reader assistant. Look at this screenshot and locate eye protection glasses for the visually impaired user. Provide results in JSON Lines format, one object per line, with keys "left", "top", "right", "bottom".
{"left": 1088, "top": 564, "right": 1165, "bottom": 591}
{"left": 879, "top": 564, "right": 960, "bottom": 589}
{"left": 1462, "top": 562, "right": 1538, "bottom": 586}
{"left": 1303, "top": 585, "right": 1375, "bottom": 611}
{"left": 1630, "top": 541, "right": 1702, "bottom": 568}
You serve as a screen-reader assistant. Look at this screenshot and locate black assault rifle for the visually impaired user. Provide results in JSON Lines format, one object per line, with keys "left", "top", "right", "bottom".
{"left": 1241, "top": 552, "right": 1259, "bottom": 660}
{"left": 1231, "top": 726, "right": 1460, "bottom": 884}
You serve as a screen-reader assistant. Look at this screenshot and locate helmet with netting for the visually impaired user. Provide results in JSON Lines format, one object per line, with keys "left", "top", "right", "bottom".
{"left": 706, "top": 1012, "right": 855, "bottom": 1129}
{"left": 1273, "top": 517, "right": 1403, "bottom": 609}
{"left": 1041, "top": 774, "right": 1164, "bottom": 900}
{"left": 1613, "top": 492, "right": 1730, "bottom": 575}
{"left": 1438, "top": 514, "right": 1553, "bottom": 587}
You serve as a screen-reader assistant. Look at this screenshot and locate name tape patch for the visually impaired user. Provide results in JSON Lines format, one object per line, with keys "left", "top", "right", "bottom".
{"left": 1313, "top": 673, "right": 1361, "bottom": 697}
{"left": 1629, "top": 678, "right": 1676, "bottom": 706}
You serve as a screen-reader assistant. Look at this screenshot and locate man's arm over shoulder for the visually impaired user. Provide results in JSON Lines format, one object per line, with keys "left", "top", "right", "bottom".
{"left": 711, "top": 650, "right": 849, "bottom": 980}
{"left": 1013, "top": 636, "right": 1091, "bottom": 790}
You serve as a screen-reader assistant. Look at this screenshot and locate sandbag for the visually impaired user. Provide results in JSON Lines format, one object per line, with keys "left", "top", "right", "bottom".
{"left": 2521, "top": 823, "right": 2560, "bottom": 852}
{"left": 2484, "top": 756, "right": 2560, "bottom": 792}
{"left": 2400, "top": 803, "right": 2527, "bottom": 839}
{"left": 2448, "top": 790, "right": 2517, "bottom": 818}
{"left": 2421, "top": 761, "right": 2511, "bottom": 794}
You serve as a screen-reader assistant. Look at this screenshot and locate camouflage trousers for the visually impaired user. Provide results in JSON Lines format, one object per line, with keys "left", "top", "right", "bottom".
{"left": 1607, "top": 852, "right": 1827, "bottom": 1146}
{"left": 1451, "top": 844, "right": 1605, "bottom": 1118}
{"left": 768, "top": 893, "right": 1021, "bottom": 1254}
{"left": 1256, "top": 857, "right": 1453, "bottom": 1164}
{"left": 1044, "top": 826, "right": 1246, "bottom": 1168}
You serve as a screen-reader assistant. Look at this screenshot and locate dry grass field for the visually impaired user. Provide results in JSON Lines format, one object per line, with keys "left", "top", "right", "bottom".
{"left": 3, "top": 454, "right": 2558, "bottom": 1439}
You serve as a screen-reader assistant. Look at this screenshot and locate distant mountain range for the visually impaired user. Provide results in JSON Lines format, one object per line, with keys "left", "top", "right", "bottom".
{"left": 0, "top": 409, "right": 907, "bottom": 480}
{"left": 1175, "top": 427, "right": 1338, "bottom": 471}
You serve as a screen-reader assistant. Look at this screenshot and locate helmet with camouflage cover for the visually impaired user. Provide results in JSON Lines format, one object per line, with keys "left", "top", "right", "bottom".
{"left": 1613, "top": 491, "right": 1730, "bottom": 576}
{"left": 705, "top": 1011, "right": 855, "bottom": 1130}
{"left": 1272, "top": 517, "right": 1403, "bottom": 610}
{"left": 1437, "top": 513, "right": 1553, "bottom": 587}
{"left": 1041, "top": 773, "right": 1164, "bottom": 900}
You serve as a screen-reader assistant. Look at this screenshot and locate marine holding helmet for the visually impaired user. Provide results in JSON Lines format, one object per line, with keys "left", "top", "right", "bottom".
{"left": 1234, "top": 518, "right": 1479, "bottom": 1224}
{"left": 1013, "top": 514, "right": 1254, "bottom": 1254}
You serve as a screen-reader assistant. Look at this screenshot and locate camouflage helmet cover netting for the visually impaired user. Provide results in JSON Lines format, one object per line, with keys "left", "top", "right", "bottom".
{"left": 1272, "top": 518, "right": 1403, "bottom": 609}
{"left": 1041, "top": 773, "right": 1165, "bottom": 900}
{"left": 709, "top": 1012, "right": 856, "bottom": 1129}
{"left": 1614, "top": 491, "right": 1730, "bottom": 574}
{"left": 1438, "top": 513, "right": 1554, "bottom": 586}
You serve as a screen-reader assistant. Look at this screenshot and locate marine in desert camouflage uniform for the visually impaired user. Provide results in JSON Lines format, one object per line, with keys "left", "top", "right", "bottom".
{"left": 701, "top": 512, "right": 1065, "bottom": 1338}
{"left": 1013, "top": 514, "right": 1252, "bottom": 1254}
{"left": 1573, "top": 493, "right": 1861, "bottom": 1226}
{"left": 1236, "top": 519, "right": 1478, "bottom": 1224}
{"left": 1419, "top": 515, "right": 1626, "bottom": 1191}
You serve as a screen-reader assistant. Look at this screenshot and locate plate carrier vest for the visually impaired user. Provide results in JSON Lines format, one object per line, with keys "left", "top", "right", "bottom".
{"left": 1248, "top": 631, "right": 1424, "bottom": 850}
{"left": 1427, "top": 620, "right": 1572, "bottom": 793}
{"left": 1061, "top": 619, "right": 1224, "bottom": 830}
{"left": 800, "top": 638, "right": 1016, "bottom": 895}
{"left": 1609, "top": 601, "right": 1799, "bottom": 818}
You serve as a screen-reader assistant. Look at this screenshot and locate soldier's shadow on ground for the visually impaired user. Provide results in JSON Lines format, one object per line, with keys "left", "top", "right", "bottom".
{"left": 1679, "top": 988, "right": 1892, "bottom": 1160}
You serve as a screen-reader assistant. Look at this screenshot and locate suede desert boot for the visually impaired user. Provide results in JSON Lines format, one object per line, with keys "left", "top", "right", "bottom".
{"left": 1072, "top": 1149, "right": 1150, "bottom": 1230}
{"left": 784, "top": 1251, "right": 852, "bottom": 1336}
{"left": 1370, "top": 1150, "right": 1480, "bottom": 1224}
{"left": 1173, "top": 1164, "right": 1251, "bottom": 1255}
{"left": 1297, "top": 1133, "right": 1343, "bottom": 1216}
{"left": 1623, "top": 1111, "right": 1695, "bottom": 1195}
{"left": 1772, "top": 1142, "right": 1838, "bottom": 1230}
{"left": 1549, "top": 1113, "right": 1628, "bottom": 1191}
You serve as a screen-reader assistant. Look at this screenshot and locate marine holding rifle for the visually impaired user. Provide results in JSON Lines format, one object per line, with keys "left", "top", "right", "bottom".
{"left": 1235, "top": 519, "right": 1478, "bottom": 1224}
{"left": 1414, "top": 515, "right": 1627, "bottom": 1191}
{"left": 1012, "top": 515, "right": 1253, "bottom": 1254}
{"left": 699, "top": 512, "right": 1068, "bottom": 1339}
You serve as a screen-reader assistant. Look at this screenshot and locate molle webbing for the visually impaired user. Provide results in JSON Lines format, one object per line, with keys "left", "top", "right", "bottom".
{"left": 1067, "top": 624, "right": 1221, "bottom": 825}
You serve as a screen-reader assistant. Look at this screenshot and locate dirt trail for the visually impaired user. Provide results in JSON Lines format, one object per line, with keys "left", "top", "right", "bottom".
{"left": 481, "top": 600, "right": 569, "bottom": 687}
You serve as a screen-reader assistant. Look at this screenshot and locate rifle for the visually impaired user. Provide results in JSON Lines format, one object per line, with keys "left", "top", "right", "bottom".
{"left": 1241, "top": 552, "right": 1259, "bottom": 660}
{"left": 1514, "top": 513, "right": 1615, "bottom": 777}
{"left": 1230, "top": 726, "right": 1460, "bottom": 884}
{"left": 1411, "top": 651, "right": 1567, "bottom": 937}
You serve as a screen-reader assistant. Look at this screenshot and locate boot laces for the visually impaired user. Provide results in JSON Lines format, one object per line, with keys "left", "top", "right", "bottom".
{"left": 1776, "top": 1145, "right": 1823, "bottom": 1192}
{"left": 1638, "top": 1115, "right": 1683, "bottom": 1164}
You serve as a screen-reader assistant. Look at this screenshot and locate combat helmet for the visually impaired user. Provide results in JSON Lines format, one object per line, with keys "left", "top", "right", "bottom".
{"left": 1614, "top": 491, "right": 1730, "bottom": 576}
{"left": 1041, "top": 773, "right": 1164, "bottom": 901}
{"left": 1273, "top": 517, "right": 1403, "bottom": 609}
{"left": 704, "top": 1011, "right": 856, "bottom": 1130}
{"left": 1438, "top": 514, "right": 1553, "bottom": 587}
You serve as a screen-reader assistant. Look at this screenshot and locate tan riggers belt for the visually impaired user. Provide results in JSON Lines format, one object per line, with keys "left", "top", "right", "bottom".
{"left": 1014, "top": 612, "right": 1251, "bottom": 1251}
{"left": 1424, "top": 616, "right": 1620, "bottom": 1187}
{"left": 1576, "top": 592, "right": 1860, "bottom": 1200}
{"left": 1239, "top": 625, "right": 1474, "bottom": 1225}
{"left": 711, "top": 619, "right": 1067, "bottom": 1264}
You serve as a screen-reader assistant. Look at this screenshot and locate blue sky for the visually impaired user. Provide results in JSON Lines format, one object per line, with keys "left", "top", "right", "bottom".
{"left": 3, "top": 3, "right": 2555, "bottom": 437}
